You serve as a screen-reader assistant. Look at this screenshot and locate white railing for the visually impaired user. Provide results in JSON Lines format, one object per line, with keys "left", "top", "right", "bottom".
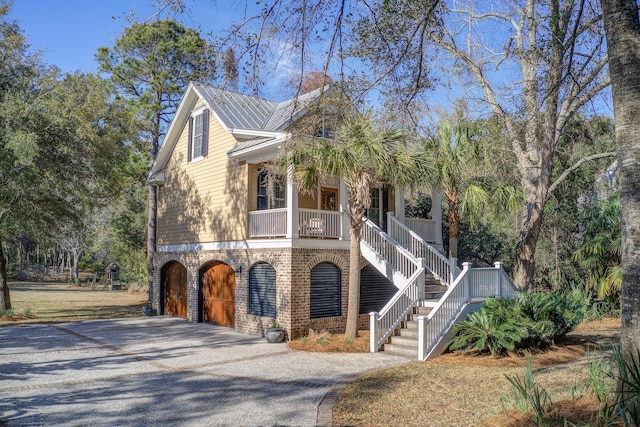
{"left": 417, "top": 261, "right": 520, "bottom": 360}
{"left": 370, "top": 263, "right": 426, "bottom": 352}
{"left": 298, "top": 209, "right": 343, "bottom": 239}
{"left": 387, "top": 212, "right": 455, "bottom": 285}
{"left": 249, "top": 208, "right": 287, "bottom": 237}
{"left": 404, "top": 217, "right": 436, "bottom": 243}
{"left": 361, "top": 219, "right": 421, "bottom": 280}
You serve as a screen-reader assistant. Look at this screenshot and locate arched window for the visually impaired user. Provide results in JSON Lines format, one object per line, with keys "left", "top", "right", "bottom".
{"left": 249, "top": 262, "right": 276, "bottom": 318}
{"left": 310, "top": 262, "right": 341, "bottom": 318}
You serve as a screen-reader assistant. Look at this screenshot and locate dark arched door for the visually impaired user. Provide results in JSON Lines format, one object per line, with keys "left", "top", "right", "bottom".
{"left": 202, "top": 262, "right": 235, "bottom": 327}
{"left": 164, "top": 262, "right": 187, "bottom": 318}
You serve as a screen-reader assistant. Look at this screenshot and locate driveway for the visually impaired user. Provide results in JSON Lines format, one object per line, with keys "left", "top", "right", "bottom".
{"left": 0, "top": 317, "right": 407, "bottom": 426}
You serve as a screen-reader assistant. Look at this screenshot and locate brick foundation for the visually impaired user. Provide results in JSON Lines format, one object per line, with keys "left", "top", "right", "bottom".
{"left": 152, "top": 247, "right": 361, "bottom": 340}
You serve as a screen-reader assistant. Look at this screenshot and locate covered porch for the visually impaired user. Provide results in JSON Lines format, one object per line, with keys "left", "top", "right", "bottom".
{"left": 247, "top": 166, "right": 443, "bottom": 246}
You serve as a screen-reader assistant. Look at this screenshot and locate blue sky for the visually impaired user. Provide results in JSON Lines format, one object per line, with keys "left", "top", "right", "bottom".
{"left": 8, "top": 0, "right": 236, "bottom": 73}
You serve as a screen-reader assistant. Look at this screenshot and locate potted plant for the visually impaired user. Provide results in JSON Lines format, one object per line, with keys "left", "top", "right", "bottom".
{"left": 142, "top": 301, "right": 157, "bottom": 316}
{"left": 265, "top": 320, "right": 285, "bottom": 343}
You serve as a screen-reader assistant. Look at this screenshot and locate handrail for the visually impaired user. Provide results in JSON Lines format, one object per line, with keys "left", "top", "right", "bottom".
{"left": 361, "top": 219, "right": 421, "bottom": 280}
{"left": 417, "top": 262, "right": 520, "bottom": 360}
{"left": 387, "top": 213, "right": 454, "bottom": 286}
{"left": 370, "top": 263, "right": 425, "bottom": 352}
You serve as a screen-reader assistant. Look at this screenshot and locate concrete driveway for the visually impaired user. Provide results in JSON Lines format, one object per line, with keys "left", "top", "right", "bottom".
{"left": 0, "top": 317, "right": 406, "bottom": 426}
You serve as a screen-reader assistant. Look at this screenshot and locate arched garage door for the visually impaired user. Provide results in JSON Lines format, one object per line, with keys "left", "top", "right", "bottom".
{"left": 163, "top": 262, "right": 187, "bottom": 318}
{"left": 201, "top": 262, "right": 235, "bottom": 327}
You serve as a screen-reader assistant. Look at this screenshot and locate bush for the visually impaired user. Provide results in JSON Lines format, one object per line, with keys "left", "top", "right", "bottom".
{"left": 449, "top": 292, "right": 585, "bottom": 355}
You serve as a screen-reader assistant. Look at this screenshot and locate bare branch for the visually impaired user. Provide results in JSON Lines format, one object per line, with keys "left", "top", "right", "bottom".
{"left": 547, "top": 151, "right": 617, "bottom": 198}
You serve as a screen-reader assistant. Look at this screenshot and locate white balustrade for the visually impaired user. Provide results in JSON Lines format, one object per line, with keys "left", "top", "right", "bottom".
{"left": 417, "top": 262, "right": 520, "bottom": 360}
{"left": 387, "top": 213, "right": 454, "bottom": 285}
{"left": 249, "top": 209, "right": 287, "bottom": 237}
{"left": 298, "top": 209, "right": 343, "bottom": 239}
{"left": 404, "top": 217, "right": 436, "bottom": 243}
{"left": 361, "top": 219, "right": 421, "bottom": 280}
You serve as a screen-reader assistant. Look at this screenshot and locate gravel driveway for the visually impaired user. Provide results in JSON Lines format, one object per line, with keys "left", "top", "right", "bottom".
{"left": 0, "top": 317, "right": 406, "bottom": 426}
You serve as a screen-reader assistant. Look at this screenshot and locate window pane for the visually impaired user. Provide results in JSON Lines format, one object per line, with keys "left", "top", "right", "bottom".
{"left": 192, "top": 114, "right": 204, "bottom": 158}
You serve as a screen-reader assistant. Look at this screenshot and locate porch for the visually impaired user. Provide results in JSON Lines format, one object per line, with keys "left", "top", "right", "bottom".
{"left": 248, "top": 208, "right": 442, "bottom": 244}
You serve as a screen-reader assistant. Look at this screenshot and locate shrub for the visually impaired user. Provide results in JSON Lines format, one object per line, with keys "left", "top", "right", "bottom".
{"left": 449, "top": 292, "right": 585, "bottom": 355}
{"left": 449, "top": 304, "right": 529, "bottom": 356}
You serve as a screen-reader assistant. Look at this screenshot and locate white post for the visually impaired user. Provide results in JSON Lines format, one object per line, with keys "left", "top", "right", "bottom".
{"left": 369, "top": 312, "right": 379, "bottom": 353}
{"left": 418, "top": 258, "right": 426, "bottom": 300}
{"left": 431, "top": 187, "right": 443, "bottom": 246}
{"left": 449, "top": 257, "right": 458, "bottom": 284}
{"left": 339, "top": 176, "right": 348, "bottom": 240}
{"left": 394, "top": 185, "right": 405, "bottom": 223}
{"left": 286, "top": 166, "right": 298, "bottom": 239}
{"left": 417, "top": 315, "right": 426, "bottom": 360}
{"left": 494, "top": 261, "right": 504, "bottom": 298}
{"left": 462, "top": 262, "right": 472, "bottom": 300}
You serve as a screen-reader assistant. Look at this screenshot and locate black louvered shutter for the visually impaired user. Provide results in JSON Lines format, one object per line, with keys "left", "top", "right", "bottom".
{"left": 249, "top": 263, "right": 276, "bottom": 317}
{"left": 187, "top": 116, "right": 193, "bottom": 161}
{"left": 310, "top": 262, "right": 341, "bottom": 319}
{"left": 201, "top": 109, "right": 209, "bottom": 157}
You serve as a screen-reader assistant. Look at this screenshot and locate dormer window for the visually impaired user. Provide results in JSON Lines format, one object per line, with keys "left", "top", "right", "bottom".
{"left": 188, "top": 108, "right": 209, "bottom": 162}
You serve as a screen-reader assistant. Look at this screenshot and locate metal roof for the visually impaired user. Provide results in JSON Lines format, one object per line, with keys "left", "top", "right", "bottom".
{"left": 193, "top": 83, "right": 329, "bottom": 132}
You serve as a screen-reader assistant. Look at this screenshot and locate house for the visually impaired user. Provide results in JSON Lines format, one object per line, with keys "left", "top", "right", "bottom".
{"left": 147, "top": 82, "right": 516, "bottom": 359}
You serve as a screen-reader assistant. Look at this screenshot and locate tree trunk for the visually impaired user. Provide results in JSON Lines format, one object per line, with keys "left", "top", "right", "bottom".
{"left": 447, "top": 199, "right": 459, "bottom": 259}
{"left": 345, "top": 226, "right": 362, "bottom": 339}
{"left": 0, "top": 241, "right": 11, "bottom": 311}
{"left": 147, "top": 126, "right": 160, "bottom": 302}
{"left": 601, "top": 0, "right": 640, "bottom": 358}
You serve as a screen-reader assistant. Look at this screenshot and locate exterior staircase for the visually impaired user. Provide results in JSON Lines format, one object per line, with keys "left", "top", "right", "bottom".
{"left": 360, "top": 213, "right": 518, "bottom": 360}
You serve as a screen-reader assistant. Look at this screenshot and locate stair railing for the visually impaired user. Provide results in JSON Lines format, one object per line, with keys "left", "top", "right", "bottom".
{"left": 369, "top": 259, "right": 426, "bottom": 352}
{"left": 417, "top": 262, "right": 520, "bottom": 360}
{"left": 387, "top": 212, "right": 456, "bottom": 285}
{"left": 361, "top": 218, "right": 421, "bottom": 281}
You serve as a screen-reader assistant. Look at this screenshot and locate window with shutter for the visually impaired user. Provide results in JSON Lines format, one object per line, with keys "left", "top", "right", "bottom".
{"left": 310, "top": 262, "right": 341, "bottom": 318}
{"left": 189, "top": 109, "right": 209, "bottom": 162}
{"left": 249, "top": 263, "right": 276, "bottom": 318}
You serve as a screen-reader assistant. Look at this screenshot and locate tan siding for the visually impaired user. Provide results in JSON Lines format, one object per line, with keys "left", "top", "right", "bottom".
{"left": 298, "top": 192, "right": 317, "bottom": 209}
{"left": 157, "top": 104, "right": 248, "bottom": 245}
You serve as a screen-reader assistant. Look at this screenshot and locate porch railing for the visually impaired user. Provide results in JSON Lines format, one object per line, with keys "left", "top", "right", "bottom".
{"left": 417, "top": 261, "right": 519, "bottom": 360}
{"left": 387, "top": 212, "right": 456, "bottom": 285}
{"left": 298, "top": 209, "right": 343, "bottom": 239}
{"left": 404, "top": 217, "right": 436, "bottom": 243}
{"left": 249, "top": 208, "right": 287, "bottom": 237}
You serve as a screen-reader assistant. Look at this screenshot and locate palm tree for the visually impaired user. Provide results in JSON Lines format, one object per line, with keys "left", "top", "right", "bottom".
{"left": 422, "top": 118, "right": 521, "bottom": 259}
{"left": 286, "top": 111, "right": 429, "bottom": 339}
{"left": 573, "top": 194, "right": 621, "bottom": 299}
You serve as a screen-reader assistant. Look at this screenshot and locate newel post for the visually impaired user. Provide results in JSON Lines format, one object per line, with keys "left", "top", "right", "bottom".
{"left": 462, "top": 262, "right": 472, "bottom": 300}
{"left": 418, "top": 258, "right": 426, "bottom": 300}
{"left": 449, "top": 257, "right": 458, "bottom": 284}
{"left": 494, "top": 261, "right": 504, "bottom": 298}
{"left": 417, "top": 315, "right": 427, "bottom": 360}
{"left": 369, "top": 312, "right": 379, "bottom": 353}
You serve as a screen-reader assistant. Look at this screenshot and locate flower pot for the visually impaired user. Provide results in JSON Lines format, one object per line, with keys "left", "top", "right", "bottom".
{"left": 265, "top": 328, "right": 285, "bottom": 343}
{"left": 142, "top": 306, "right": 157, "bottom": 316}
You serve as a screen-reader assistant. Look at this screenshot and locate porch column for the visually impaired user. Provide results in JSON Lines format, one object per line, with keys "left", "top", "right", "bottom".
{"left": 339, "top": 176, "right": 348, "bottom": 240}
{"left": 286, "top": 166, "right": 298, "bottom": 239}
{"left": 394, "top": 185, "right": 405, "bottom": 222}
{"left": 431, "top": 186, "right": 443, "bottom": 246}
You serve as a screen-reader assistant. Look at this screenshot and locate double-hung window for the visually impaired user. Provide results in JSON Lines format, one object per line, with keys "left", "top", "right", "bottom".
{"left": 188, "top": 109, "right": 209, "bottom": 162}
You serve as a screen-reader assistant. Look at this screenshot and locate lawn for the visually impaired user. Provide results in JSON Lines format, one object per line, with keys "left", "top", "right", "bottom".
{"left": 330, "top": 319, "right": 622, "bottom": 426}
{"left": 0, "top": 281, "right": 148, "bottom": 324}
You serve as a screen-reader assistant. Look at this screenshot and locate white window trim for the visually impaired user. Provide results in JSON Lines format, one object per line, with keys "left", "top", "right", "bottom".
{"left": 190, "top": 107, "right": 206, "bottom": 162}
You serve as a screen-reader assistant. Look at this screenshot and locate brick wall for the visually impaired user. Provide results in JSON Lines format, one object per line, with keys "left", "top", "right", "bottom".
{"left": 152, "top": 246, "right": 362, "bottom": 340}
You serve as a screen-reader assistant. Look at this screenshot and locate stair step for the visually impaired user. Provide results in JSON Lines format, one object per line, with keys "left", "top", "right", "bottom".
{"left": 383, "top": 343, "right": 417, "bottom": 358}
{"left": 389, "top": 334, "right": 418, "bottom": 346}
{"left": 399, "top": 328, "right": 418, "bottom": 338}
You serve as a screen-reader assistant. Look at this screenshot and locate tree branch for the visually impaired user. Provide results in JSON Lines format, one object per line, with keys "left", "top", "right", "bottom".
{"left": 547, "top": 151, "right": 616, "bottom": 199}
